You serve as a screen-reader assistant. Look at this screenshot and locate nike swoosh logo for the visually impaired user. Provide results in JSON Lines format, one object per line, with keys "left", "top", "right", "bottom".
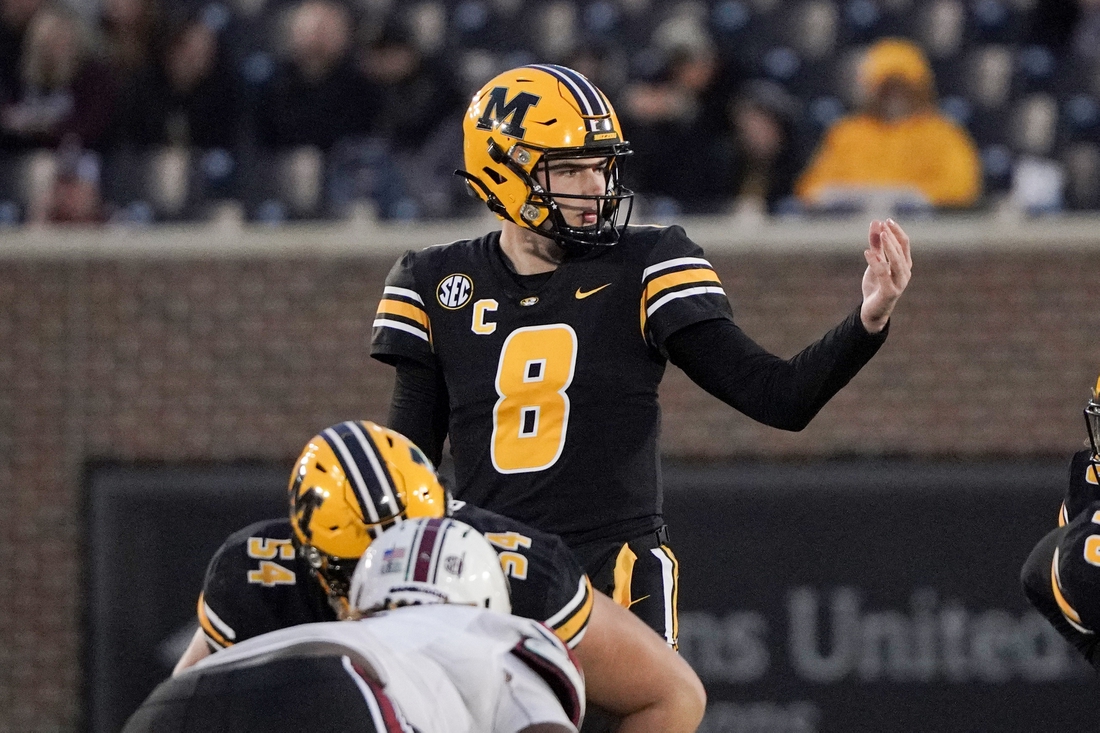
{"left": 628, "top": 594, "right": 651, "bottom": 608}
{"left": 575, "top": 283, "right": 612, "bottom": 299}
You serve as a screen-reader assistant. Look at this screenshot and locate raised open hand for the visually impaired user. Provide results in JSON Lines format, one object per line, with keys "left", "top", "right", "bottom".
{"left": 860, "top": 219, "right": 912, "bottom": 334}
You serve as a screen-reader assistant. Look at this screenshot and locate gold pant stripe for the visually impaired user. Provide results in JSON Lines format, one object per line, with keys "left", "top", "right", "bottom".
{"left": 612, "top": 543, "right": 638, "bottom": 608}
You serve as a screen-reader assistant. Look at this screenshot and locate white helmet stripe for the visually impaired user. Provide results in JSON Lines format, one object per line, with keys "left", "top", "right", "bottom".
{"left": 346, "top": 421, "right": 403, "bottom": 530}
{"left": 322, "top": 426, "right": 382, "bottom": 524}
{"left": 526, "top": 64, "right": 598, "bottom": 132}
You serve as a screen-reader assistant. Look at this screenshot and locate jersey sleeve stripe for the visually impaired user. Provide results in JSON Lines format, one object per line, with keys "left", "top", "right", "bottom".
{"left": 197, "top": 593, "right": 235, "bottom": 648}
{"left": 383, "top": 286, "right": 424, "bottom": 305}
{"left": 642, "top": 256, "right": 712, "bottom": 280}
{"left": 1051, "top": 548, "right": 1093, "bottom": 634}
{"left": 547, "top": 576, "right": 594, "bottom": 648}
{"left": 643, "top": 268, "right": 722, "bottom": 305}
{"left": 646, "top": 286, "right": 727, "bottom": 319}
{"left": 373, "top": 318, "right": 431, "bottom": 343}
{"left": 377, "top": 299, "right": 431, "bottom": 330}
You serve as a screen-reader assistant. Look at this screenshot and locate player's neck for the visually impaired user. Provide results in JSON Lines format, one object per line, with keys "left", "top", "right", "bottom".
{"left": 499, "top": 222, "right": 565, "bottom": 275}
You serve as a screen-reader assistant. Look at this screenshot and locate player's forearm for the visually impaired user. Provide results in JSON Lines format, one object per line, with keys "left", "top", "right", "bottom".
{"left": 667, "top": 310, "right": 885, "bottom": 431}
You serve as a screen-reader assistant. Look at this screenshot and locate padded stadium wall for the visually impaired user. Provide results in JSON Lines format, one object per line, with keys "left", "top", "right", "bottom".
{"left": 1, "top": 215, "right": 1100, "bottom": 730}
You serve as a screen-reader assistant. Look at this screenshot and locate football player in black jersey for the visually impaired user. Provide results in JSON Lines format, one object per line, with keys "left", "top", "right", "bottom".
{"left": 1021, "top": 376, "right": 1100, "bottom": 668}
{"left": 371, "top": 64, "right": 913, "bottom": 644}
{"left": 174, "top": 421, "right": 706, "bottom": 733}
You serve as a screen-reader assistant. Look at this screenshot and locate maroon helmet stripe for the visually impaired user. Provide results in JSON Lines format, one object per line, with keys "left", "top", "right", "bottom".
{"left": 412, "top": 518, "right": 446, "bottom": 582}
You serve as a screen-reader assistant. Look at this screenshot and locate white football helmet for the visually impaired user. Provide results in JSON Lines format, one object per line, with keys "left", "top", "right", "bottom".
{"left": 350, "top": 518, "right": 512, "bottom": 614}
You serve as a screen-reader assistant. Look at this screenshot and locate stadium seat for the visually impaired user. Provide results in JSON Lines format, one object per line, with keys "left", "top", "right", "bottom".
{"left": 1010, "top": 93, "right": 1058, "bottom": 156}
{"left": 967, "top": 45, "right": 1012, "bottom": 110}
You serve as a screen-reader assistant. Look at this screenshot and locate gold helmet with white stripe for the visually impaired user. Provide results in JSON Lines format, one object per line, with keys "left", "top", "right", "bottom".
{"left": 289, "top": 420, "right": 446, "bottom": 606}
{"left": 457, "top": 64, "right": 633, "bottom": 251}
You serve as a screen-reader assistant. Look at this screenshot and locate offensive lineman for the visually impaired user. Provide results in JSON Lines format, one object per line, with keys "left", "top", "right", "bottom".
{"left": 1021, "top": 376, "right": 1100, "bottom": 668}
{"left": 175, "top": 420, "right": 705, "bottom": 732}
{"left": 125, "top": 518, "right": 584, "bottom": 733}
{"left": 372, "top": 64, "right": 913, "bottom": 641}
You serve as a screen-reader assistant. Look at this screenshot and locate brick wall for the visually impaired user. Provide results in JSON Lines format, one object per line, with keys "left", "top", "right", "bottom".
{"left": 2, "top": 247, "right": 1099, "bottom": 731}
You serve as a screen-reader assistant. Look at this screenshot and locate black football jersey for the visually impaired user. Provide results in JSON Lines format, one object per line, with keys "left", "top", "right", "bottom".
{"left": 197, "top": 503, "right": 593, "bottom": 652}
{"left": 1022, "top": 501, "right": 1100, "bottom": 669}
{"left": 371, "top": 225, "right": 732, "bottom": 543}
{"left": 1059, "top": 449, "right": 1100, "bottom": 526}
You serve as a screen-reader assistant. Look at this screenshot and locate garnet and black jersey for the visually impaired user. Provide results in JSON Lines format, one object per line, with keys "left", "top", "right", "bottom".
{"left": 1059, "top": 449, "right": 1100, "bottom": 527}
{"left": 198, "top": 503, "right": 593, "bottom": 652}
{"left": 371, "top": 225, "right": 733, "bottom": 544}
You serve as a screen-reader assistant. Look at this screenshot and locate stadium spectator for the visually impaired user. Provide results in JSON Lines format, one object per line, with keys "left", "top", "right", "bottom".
{"left": 0, "top": 0, "right": 45, "bottom": 99}
{"left": 255, "top": 0, "right": 375, "bottom": 150}
{"left": 723, "top": 79, "right": 803, "bottom": 214}
{"left": 33, "top": 138, "right": 106, "bottom": 223}
{"left": 795, "top": 38, "right": 981, "bottom": 210}
{"left": 620, "top": 42, "right": 740, "bottom": 214}
{"left": 0, "top": 4, "right": 116, "bottom": 151}
{"left": 111, "top": 14, "right": 239, "bottom": 149}
{"left": 1028, "top": 0, "right": 1100, "bottom": 58}
{"left": 99, "top": 0, "right": 159, "bottom": 81}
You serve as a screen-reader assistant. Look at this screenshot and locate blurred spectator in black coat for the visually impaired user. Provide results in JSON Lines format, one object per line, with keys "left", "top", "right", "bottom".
{"left": 723, "top": 80, "right": 802, "bottom": 214}
{"left": 359, "top": 26, "right": 464, "bottom": 154}
{"left": 255, "top": 0, "right": 375, "bottom": 150}
{"left": 99, "top": 0, "right": 159, "bottom": 81}
{"left": 112, "top": 14, "right": 239, "bottom": 149}
{"left": 1029, "top": 0, "right": 1100, "bottom": 58}
{"left": 0, "top": 4, "right": 116, "bottom": 151}
{"left": 0, "top": 0, "right": 46, "bottom": 99}
{"left": 620, "top": 43, "right": 740, "bottom": 214}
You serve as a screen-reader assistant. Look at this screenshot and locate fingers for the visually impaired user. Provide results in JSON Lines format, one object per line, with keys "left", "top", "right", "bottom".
{"left": 885, "top": 218, "right": 912, "bottom": 266}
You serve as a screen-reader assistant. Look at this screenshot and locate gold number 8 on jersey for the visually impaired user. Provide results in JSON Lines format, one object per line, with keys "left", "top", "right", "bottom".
{"left": 491, "top": 324, "right": 578, "bottom": 473}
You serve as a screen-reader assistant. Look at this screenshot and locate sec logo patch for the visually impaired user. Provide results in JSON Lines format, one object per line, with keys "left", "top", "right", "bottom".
{"left": 437, "top": 274, "right": 473, "bottom": 309}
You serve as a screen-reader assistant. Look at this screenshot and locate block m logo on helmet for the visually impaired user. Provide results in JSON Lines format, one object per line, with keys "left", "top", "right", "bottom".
{"left": 475, "top": 87, "right": 541, "bottom": 139}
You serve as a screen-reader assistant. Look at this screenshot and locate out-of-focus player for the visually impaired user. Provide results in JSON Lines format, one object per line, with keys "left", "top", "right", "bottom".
{"left": 124, "top": 517, "right": 584, "bottom": 733}
{"left": 1021, "top": 375, "right": 1100, "bottom": 667}
{"left": 175, "top": 420, "right": 705, "bottom": 732}
{"left": 371, "top": 64, "right": 912, "bottom": 643}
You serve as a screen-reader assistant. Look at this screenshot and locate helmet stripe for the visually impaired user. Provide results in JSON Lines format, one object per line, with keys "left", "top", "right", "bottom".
{"left": 525, "top": 64, "right": 598, "bottom": 131}
{"left": 411, "top": 518, "right": 448, "bottom": 583}
{"left": 343, "top": 421, "right": 403, "bottom": 530}
{"left": 321, "top": 424, "right": 384, "bottom": 526}
{"left": 544, "top": 64, "right": 609, "bottom": 116}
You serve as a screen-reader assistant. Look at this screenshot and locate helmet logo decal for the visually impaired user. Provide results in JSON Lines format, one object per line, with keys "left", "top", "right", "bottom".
{"left": 292, "top": 486, "right": 326, "bottom": 541}
{"left": 444, "top": 553, "right": 465, "bottom": 576}
{"left": 476, "top": 87, "right": 541, "bottom": 140}
{"left": 437, "top": 274, "right": 474, "bottom": 309}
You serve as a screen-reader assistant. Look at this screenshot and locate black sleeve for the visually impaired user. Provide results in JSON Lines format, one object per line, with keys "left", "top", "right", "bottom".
{"left": 1020, "top": 525, "right": 1100, "bottom": 669}
{"left": 665, "top": 307, "right": 888, "bottom": 431}
{"left": 387, "top": 357, "right": 449, "bottom": 467}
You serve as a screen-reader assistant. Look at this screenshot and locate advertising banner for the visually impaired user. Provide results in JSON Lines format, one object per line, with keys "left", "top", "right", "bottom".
{"left": 86, "top": 460, "right": 1098, "bottom": 732}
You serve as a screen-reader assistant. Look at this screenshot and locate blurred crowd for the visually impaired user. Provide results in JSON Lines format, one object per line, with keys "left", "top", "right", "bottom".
{"left": 0, "top": 0, "right": 1098, "bottom": 225}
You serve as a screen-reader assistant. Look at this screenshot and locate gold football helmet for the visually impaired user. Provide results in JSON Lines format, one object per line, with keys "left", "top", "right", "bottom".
{"left": 288, "top": 420, "right": 446, "bottom": 606}
{"left": 457, "top": 64, "right": 633, "bottom": 250}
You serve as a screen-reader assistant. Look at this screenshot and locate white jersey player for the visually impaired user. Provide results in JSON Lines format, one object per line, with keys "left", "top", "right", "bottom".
{"left": 122, "top": 518, "right": 584, "bottom": 733}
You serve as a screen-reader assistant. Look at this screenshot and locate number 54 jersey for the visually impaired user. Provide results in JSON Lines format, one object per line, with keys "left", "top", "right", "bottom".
{"left": 371, "top": 225, "right": 733, "bottom": 544}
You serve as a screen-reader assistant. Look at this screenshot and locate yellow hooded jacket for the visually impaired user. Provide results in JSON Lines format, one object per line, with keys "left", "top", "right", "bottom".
{"left": 796, "top": 40, "right": 982, "bottom": 208}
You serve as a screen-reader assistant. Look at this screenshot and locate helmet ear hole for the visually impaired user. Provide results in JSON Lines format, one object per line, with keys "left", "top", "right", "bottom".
{"left": 482, "top": 167, "right": 506, "bottom": 185}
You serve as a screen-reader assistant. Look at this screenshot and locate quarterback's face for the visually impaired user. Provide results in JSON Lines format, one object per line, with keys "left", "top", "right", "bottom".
{"left": 542, "top": 157, "right": 611, "bottom": 228}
